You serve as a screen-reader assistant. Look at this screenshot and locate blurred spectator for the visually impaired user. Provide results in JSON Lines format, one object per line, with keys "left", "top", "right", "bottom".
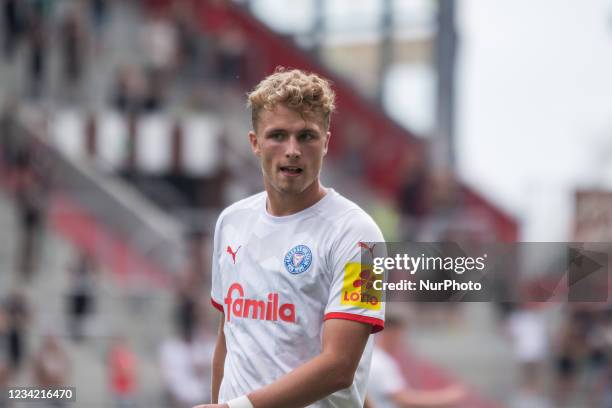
{"left": 174, "top": 285, "right": 198, "bottom": 346}
{"left": 33, "top": 334, "right": 71, "bottom": 406}
{"left": 85, "top": 111, "right": 99, "bottom": 162}
{"left": 89, "top": 0, "right": 109, "bottom": 50}
{"left": 26, "top": 10, "right": 48, "bottom": 99}
{"left": 172, "top": 1, "right": 207, "bottom": 82}
{"left": 66, "top": 252, "right": 98, "bottom": 342}
{"left": 367, "top": 315, "right": 465, "bottom": 407}
{"left": 143, "top": 69, "right": 165, "bottom": 112}
{"left": 0, "top": 97, "right": 28, "bottom": 179}
{"left": 124, "top": 112, "right": 140, "bottom": 176}
{"left": 4, "top": 291, "right": 30, "bottom": 374}
{"left": 33, "top": 335, "right": 71, "bottom": 385}
{"left": 2, "top": 0, "right": 26, "bottom": 61}
{"left": 214, "top": 27, "right": 246, "bottom": 85}
{"left": 174, "top": 245, "right": 204, "bottom": 343}
{"left": 112, "top": 64, "right": 166, "bottom": 114}
{"left": 141, "top": 10, "right": 178, "bottom": 92}
{"left": 108, "top": 335, "right": 138, "bottom": 408}
{"left": 13, "top": 138, "right": 50, "bottom": 281}
{"left": 209, "top": 133, "right": 232, "bottom": 208}
{"left": 170, "top": 119, "right": 184, "bottom": 174}
{"left": 594, "top": 308, "right": 612, "bottom": 407}
{"left": 553, "top": 306, "right": 591, "bottom": 406}
{"left": 159, "top": 325, "right": 213, "bottom": 408}
{"left": 505, "top": 303, "right": 551, "bottom": 408}
{"left": 338, "top": 121, "right": 368, "bottom": 178}
{"left": 59, "top": 6, "right": 88, "bottom": 98}
{"left": 112, "top": 65, "right": 148, "bottom": 114}
{"left": 583, "top": 307, "right": 611, "bottom": 408}
{"left": 396, "top": 150, "right": 428, "bottom": 240}
{"left": 417, "top": 169, "right": 459, "bottom": 241}
{"left": 112, "top": 66, "right": 132, "bottom": 112}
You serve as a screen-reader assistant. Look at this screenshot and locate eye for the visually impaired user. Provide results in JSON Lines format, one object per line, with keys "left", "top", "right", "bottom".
{"left": 268, "top": 132, "right": 285, "bottom": 141}
{"left": 299, "top": 132, "right": 316, "bottom": 141}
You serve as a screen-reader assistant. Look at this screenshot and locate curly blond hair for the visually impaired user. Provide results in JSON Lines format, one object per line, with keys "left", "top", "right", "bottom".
{"left": 247, "top": 67, "right": 336, "bottom": 130}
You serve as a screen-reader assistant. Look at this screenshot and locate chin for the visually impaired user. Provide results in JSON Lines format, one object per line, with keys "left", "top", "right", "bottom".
{"left": 277, "top": 184, "right": 305, "bottom": 195}
{"left": 269, "top": 179, "right": 304, "bottom": 194}
{"left": 267, "top": 175, "right": 315, "bottom": 195}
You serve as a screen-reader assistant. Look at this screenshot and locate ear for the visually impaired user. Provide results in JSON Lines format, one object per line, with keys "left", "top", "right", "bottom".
{"left": 249, "top": 131, "right": 261, "bottom": 157}
{"left": 323, "top": 131, "right": 331, "bottom": 156}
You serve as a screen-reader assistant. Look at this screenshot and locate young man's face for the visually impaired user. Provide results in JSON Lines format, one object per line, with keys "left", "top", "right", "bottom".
{"left": 249, "top": 104, "right": 330, "bottom": 197}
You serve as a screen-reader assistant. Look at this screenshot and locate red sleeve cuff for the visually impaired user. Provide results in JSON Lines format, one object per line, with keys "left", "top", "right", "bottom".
{"left": 324, "top": 312, "right": 384, "bottom": 333}
{"left": 211, "top": 298, "right": 224, "bottom": 313}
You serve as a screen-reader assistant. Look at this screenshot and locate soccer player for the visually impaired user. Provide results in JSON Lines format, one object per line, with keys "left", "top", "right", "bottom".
{"left": 195, "top": 68, "right": 385, "bottom": 408}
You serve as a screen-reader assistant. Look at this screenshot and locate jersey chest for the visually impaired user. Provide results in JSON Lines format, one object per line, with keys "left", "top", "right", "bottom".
{"left": 217, "top": 218, "right": 332, "bottom": 323}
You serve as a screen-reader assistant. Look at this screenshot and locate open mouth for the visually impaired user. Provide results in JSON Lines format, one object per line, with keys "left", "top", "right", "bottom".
{"left": 279, "top": 166, "right": 303, "bottom": 176}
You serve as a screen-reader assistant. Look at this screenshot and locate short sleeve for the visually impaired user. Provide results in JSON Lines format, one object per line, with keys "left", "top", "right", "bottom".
{"left": 210, "top": 214, "right": 224, "bottom": 313}
{"left": 324, "top": 210, "right": 386, "bottom": 333}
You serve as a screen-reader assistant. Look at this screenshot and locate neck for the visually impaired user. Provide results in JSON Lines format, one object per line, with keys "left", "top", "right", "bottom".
{"left": 265, "top": 181, "right": 327, "bottom": 216}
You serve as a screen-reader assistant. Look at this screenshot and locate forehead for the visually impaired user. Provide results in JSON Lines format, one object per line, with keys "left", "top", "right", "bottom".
{"left": 257, "top": 105, "right": 325, "bottom": 134}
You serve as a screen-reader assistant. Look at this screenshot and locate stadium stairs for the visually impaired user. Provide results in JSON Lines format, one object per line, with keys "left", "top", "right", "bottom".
{"left": 0, "top": 178, "right": 177, "bottom": 407}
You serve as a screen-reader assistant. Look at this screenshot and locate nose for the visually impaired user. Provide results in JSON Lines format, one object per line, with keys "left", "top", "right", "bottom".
{"left": 285, "top": 135, "right": 301, "bottom": 159}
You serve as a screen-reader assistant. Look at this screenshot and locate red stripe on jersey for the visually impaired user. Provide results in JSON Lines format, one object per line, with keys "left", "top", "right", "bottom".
{"left": 324, "top": 312, "right": 384, "bottom": 333}
{"left": 211, "top": 298, "right": 224, "bottom": 313}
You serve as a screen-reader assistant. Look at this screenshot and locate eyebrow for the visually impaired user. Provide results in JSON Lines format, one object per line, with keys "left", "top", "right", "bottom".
{"left": 264, "top": 128, "right": 287, "bottom": 134}
{"left": 264, "top": 127, "right": 320, "bottom": 135}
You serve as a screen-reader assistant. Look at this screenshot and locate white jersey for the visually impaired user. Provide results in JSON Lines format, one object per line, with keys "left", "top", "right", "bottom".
{"left": 211, "top": 189, "right": 385, "bottom": 408}
{"left": 367, "top": 347, "right": 408, "bottom": 408}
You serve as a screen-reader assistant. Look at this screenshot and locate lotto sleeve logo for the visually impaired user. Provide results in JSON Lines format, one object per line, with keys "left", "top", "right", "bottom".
{"left": 340, "top": 262, "right": 382, "bottom": 310}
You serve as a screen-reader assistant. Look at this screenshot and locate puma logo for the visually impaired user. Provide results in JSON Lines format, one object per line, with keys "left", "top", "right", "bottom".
{"left": 357, "top": 242, "right": 376, "bottom": 258}
{"left": 226, "top": 245, "right": 241, "bottom": 264}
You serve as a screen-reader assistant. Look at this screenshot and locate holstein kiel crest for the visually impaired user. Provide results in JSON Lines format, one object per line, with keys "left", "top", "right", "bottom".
{"left": 284, "top": 245, "right": 313, "bottom": 275}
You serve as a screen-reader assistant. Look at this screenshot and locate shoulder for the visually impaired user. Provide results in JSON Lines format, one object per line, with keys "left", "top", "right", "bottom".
{"left": 323, "top": 191, "right": 384, "bottom": 240}
{"left": 215, "top": 191, "right": 266, "bottom": 227}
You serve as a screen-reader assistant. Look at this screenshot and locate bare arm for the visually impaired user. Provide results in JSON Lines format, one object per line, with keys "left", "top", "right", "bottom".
{"left": 245, "top": 319, "right": 371, "bottom": 407}
{"left": 211, "top": 316, "right": 227, "bottom": 404}
{"left": 196, "top": 318, "right": 372, "bottom": 408}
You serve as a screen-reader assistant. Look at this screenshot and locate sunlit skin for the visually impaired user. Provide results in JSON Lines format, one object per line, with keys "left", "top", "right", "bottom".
{"left": 249, "top": 104, "right": 331, "bottom": 216}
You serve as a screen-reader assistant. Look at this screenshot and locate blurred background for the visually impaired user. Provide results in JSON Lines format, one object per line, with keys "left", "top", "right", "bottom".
{"left": 0, "top": 0, "right": 611, "bottom": 407}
